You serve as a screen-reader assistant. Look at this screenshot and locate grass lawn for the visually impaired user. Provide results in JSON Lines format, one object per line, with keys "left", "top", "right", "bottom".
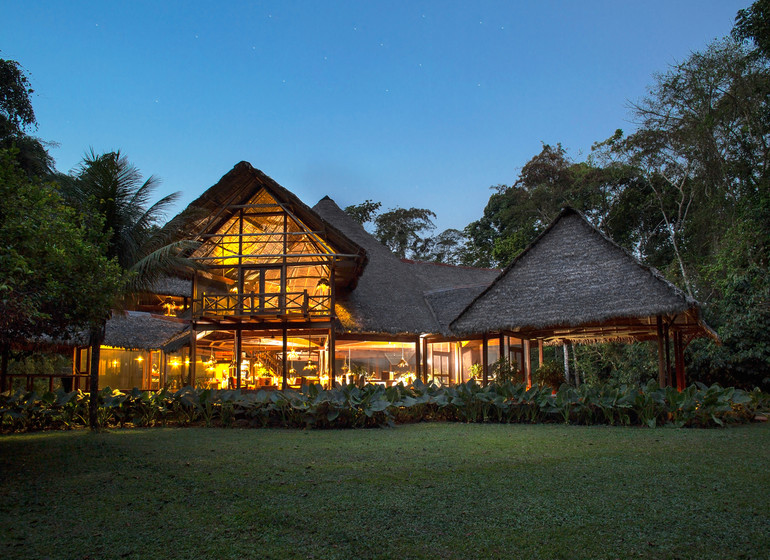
{"left": 1, "top": 423, "right": 768, "bottom": 560}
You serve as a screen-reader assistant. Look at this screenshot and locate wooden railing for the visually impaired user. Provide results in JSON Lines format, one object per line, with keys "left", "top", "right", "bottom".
{"left": 192, "top": 291, "right": 331, "bottom": 318}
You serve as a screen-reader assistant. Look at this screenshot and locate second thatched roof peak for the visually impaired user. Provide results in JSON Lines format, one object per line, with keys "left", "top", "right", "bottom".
{"left": 451, "top": 207, "right": 698, "bottom": 336}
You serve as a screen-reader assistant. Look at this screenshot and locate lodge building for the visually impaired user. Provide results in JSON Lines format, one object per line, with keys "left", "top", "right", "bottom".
{"left": 71, "top": 162, "right": 715, "bottom": 392}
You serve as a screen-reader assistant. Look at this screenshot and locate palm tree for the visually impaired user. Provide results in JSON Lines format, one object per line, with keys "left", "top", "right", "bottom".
{"left": 62, "top": 150, "right": 199, "bottom": 429}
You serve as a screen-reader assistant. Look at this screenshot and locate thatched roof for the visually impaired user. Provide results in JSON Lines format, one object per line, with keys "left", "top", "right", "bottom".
{"left": 104, "top": 311, "right": 188, "bottom": 351}
{"left": 403, "top": 260, "right": 500, "bottom": 336}
{"left": 185, "top": 162, "right": 367, "bottom": 290}
{"left": 313, "top": 197, "right": 442, "bottom": 335}
{"left": 145, "top": 276, "right": 191, "bottom": 298}
{"left": 451, "top": 208, "right": 714, "bottom": 343}
{"left": 160, "top": 327, "right": 191, "bottom": 353}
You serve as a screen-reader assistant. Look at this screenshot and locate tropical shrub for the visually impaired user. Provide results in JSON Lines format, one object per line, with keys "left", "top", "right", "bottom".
{"left": 0, "top": 380, "right": 763, "bottom": 432}
{"left": 534, "top": 360, "right": 564, "bottom": 390}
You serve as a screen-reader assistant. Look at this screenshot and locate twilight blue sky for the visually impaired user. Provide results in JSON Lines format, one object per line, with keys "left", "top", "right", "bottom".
{"left": 2, "top": 1, "right": 747, "bottom": 232}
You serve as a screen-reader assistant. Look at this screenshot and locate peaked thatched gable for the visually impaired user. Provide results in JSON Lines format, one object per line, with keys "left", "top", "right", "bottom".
{"left": 451, "top": 208, "right": 712, "bottom": 342}
{"left": 187, "top": 162, "right": 367, "bottom": 290}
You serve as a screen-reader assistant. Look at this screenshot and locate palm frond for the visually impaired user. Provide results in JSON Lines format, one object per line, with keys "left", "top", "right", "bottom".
{"left": 127, "top": 240, "right": 201, "bottom": 293}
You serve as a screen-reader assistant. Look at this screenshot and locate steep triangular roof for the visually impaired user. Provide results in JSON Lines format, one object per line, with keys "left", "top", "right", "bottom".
{"left": 451, "top": 208, "right": 714, "bottom": 342}
{"left": 186, "top": 162, "right": 367, "bottom": 289}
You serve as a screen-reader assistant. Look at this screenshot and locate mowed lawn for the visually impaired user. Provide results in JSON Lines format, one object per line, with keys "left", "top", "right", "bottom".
{"left": 1, "top": 423, "right": 768, "bottom": 560}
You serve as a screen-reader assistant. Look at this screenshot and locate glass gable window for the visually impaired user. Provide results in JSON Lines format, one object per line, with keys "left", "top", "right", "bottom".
{"left": 191, "top": 189, "right": 334, "bottom": 318}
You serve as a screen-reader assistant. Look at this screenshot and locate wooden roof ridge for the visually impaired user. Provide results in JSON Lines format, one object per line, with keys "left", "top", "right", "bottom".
{"left": 449, "top": 206, "right": 709, "bottom": 337}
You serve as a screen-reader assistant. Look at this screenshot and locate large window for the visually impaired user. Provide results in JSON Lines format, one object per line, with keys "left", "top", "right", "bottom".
{"left": 191, "top": 189, "right": 334, "bottom": 318}
{"left": 335, "top": 341, "right": 417, "bottom": 386}
{"left": 99, "top": 348, "right": 146, "bottom": 390}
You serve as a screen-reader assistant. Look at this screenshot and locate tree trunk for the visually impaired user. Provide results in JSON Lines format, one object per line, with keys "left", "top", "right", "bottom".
{"left": 88, "top": 324, "right": 105, "bottom": 430}
{"left": 1, "top": 343, "right": 9, "bottom": 393}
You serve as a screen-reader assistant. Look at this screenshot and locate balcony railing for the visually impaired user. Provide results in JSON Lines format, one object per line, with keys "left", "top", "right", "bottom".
{"left": 192, "top": 291, "right": 331, "bottom": 319}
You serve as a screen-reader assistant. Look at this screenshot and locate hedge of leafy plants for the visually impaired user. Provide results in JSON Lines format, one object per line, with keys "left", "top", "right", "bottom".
{"left": 0, "top": 379, "right": 765, "bottom": 433}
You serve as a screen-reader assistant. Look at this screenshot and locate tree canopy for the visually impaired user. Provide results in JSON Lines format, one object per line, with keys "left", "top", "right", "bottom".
{"left": 0, "top": 148, "right": 122, "bottom": 354}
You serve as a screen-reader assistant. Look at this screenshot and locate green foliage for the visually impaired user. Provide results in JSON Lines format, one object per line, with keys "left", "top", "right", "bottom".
{"left": 410, "top": 227, "right": 468, "bottom": 265}
{"left": 733, "top": 0, "right": 770, "bottom": 59}
{"left": 0, "top": 148, "right": 123, "bottom": 347}
{"left": 373, "top": 206, "right": 436, "bottom": 259}
{"left": 533, "top": 360, "right": 564, "bottom": 390}
{"left": 490, "top": 357, "right": 520, "bottom": 384}
{"left": 343, "top": 199, "right": 381, "bottom": 225}
{"left": 0, "top": 58, "right": 53, "bottom": 177}
{"left": 0, "top": 57, "right": 36, "bottom": 137}
{"left": 1, "top": 380, "right": 759, "bottom": 432}
{"left": 578, "top": 342, "right": 658, "bottom": 386}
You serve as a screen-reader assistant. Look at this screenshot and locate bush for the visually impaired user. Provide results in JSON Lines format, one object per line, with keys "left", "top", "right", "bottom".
{"left": 534, "top": 360, "right": 564, "bottom": 390}
{"left": 0, "top": 380, "right": 762, "bottom": 432}
{"left": 490, "top": 357, "right": 521, "bottom": 384}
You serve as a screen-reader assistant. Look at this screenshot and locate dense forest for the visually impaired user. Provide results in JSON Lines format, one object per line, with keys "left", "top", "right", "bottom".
{"left": 346, "top": 1, "right": 770, "bottom": 390}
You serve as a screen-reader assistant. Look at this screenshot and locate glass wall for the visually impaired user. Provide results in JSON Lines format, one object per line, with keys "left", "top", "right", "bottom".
{"left": 164, "top": 350, "right": 190, "bottom": 390}
{"left": 335, "top": 341, "right": 417, "bottom": 386}
{"left": 193, "top": 330, "right": 330, "bottom": 389}
{"left": 99, "top": 348, "right": 146, "bottom": 390}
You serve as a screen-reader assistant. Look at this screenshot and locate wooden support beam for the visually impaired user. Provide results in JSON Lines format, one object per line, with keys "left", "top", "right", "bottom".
{"left": 525, "top": 339, "right": 532, "bottom": 388}
{"left": 189, "top": 328, "right": 197, "bottom": 387}
{"left": 482, "top": 335, "right": 489, "bottom": 386}
{"left": 563, "top": 342, "right": 570, "bottom": 385}
{"left": 415, "top": 337, "right": 422, "bottom": 382}
{"left": 282, "top": 327, "right": 288, "bottom": 390}
{"left": 664, "top": 322, "right": 672, "bottom": 387}
{"left": 328, "top": 326, "right": 336, "bottom": 389}
{"left": 235, "top": 330, "right": 242, "bottom": 390}
{"left": 674, "top": 330, "right": 686, "bottom": 390}
{"left": 656, "top": 315, "right": 666, "bottom": 387}
{"left": 538, "top": 339, "right": 544, "bottom": 369}
{"left": 422, "top": 338, "right": 429, "bottom": 383}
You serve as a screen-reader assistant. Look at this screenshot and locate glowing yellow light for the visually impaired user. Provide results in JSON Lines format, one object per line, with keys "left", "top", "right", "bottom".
{"left": 136, "top": 356, "right": 144, "bottom": 362}
{"left": 315, "top": 278, "right": 331, "bottom": 294}
{"left": 162, "top": 298, "right": 177, "bottom": 316}
{"left": 170, "top": 359, "right": 181, "bottom": 368}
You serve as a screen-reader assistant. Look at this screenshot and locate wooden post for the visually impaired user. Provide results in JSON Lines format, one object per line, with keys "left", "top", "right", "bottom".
{"left": 235, "top": 330, "right": 242, "bottom": 390}
{"left": 329, "top": 265, "right": 336, "bottom": 389}
{"left": 422, "top": 338, "right": 429, "bottom": 383}
{"left": 563, "top": 342, "right": 570, "bottom": 385}
{"left": 538, "top": 339, "right": 544, "bottom": 369}
{"left": 282, "top": 327, "right": 288, "bottom": 390}
{"left": 189, "top": 328, "right": 197, "bottom": 387}
{"left": 1, "top": 342, "right": 9, "bottom": 393}
{"left": 482, "top": 335, "right": 489, "bottom": 386}
{"left": 328, "top": 327, "right": 336, "bottom": 389}
{"left": 674, "top": 330, "right": 686, "bottom": 391}
{"left": 524, "top": 339, "right": 531, "bottom": 388}
{"left": 664, "top": 322, "right": 672, "bottom": 387}
{"left": 656, "top": 315, "right": 666, "bottom": 387}
{"left": 414, "top": 337, "right": 421, "bottom": 383}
